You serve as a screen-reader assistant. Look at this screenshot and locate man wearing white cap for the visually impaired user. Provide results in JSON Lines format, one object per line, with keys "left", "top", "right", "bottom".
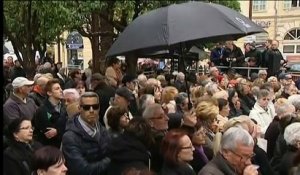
{"left": 3, "top": 77, "right": 38, "bottom": 126}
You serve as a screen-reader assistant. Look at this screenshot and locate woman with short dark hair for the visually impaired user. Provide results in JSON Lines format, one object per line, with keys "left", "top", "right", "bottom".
{"left": 107, "top": 105, "right": 130, "bottom": 138}
{"left": 32, "top": 146, "right": 67, "bottom": 175}
{"left": 3, "top": 117, "right": 42, "bottom": 175}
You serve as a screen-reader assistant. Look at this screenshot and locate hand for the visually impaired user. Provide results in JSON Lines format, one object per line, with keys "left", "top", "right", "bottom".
{"left": 44, "top": 127, "right": 57, "bottom": 139}
{"left": 243, "top": 165, "right": 259, "bottom": 175}
{"left": 234, "top": 100, "right": 241, "bottom": 110}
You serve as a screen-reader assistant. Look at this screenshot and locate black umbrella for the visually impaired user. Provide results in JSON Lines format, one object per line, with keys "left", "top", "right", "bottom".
{"left": 106, "top": 1, "right": 266, "bottom": 58}
{"left": 106, "top": 1, "right": 266, "bottom": 109}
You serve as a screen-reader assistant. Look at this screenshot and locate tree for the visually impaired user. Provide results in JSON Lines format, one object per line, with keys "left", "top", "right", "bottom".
{"left": 4, "top": 1, "right": 77, "bottom": 78}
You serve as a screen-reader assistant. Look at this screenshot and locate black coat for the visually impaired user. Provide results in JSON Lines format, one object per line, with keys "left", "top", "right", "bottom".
{"left": 252, "top": 144, "right": 275, "bottom": 175}
{"left": 265, "top": 117, "right": 280, "bottom": 160}
{"left": 107, "top": 132, "right": 151, "bottom": 175}
{"left": 62, "top": 116, "right": 111, "bottom": 175}
{"left": 239, "top": 94, "right": 255, "bottom": 116}
{"left": 10, "top": 66, "right": 26, "bottom": 81}
{"left": 33, "top": 99, "right": 67, "bottom": 148}
{"left": 3, "top": 140, "right": 42, "bottom": 175}
{"left": 222, "top": 45, "right": 245, "bottom": 67}
{"left": 94, "top": 83, "right": 116, "bottom": 125}
{"left": 278, "top": 146, "right": 299, "bottom": 175}
{"left": 160, "top": 163, "right": 196, "bottom": 175}
{"left": 28, "top": 91, "right": 47, "bottom": 107}
{"left": 265, "top": 49, "right": 285, "bottom": 76}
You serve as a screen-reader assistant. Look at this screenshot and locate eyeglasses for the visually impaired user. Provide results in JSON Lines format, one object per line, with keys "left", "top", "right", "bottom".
{"left": 20, "top": 126, "right": 34, "bottom": 130}
{"left": 181, "top": 143, "right": 194, "bottom": 150}
{"left": 81, "top": 104, "right": 100, "bottom": 111}
{"left": 230, "top": 150, "right": 256, "bottom": 162}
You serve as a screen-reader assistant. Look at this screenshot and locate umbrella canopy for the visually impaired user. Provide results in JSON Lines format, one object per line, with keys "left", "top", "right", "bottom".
{"left": 106, "top": 1, "right": 266, "bottom": 58}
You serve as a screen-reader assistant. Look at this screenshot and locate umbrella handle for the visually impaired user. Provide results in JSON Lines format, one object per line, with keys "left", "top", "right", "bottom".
{"left": 179, "top": 43, "right": 193, "bottom": 110}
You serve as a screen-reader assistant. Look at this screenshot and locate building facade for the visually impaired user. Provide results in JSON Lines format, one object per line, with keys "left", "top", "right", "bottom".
{"left": 238, "top": 0, "right": 300, "bottom": 61}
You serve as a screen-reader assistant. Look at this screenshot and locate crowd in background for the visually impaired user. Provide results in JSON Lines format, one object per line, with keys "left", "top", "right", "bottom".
{"left": 2, "top": 39, "right": 300, "bottom": 175}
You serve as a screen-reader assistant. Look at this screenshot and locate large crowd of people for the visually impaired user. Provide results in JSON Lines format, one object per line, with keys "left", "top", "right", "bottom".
{"left": 2, "top": 39, "right": 300, "bottom": 175}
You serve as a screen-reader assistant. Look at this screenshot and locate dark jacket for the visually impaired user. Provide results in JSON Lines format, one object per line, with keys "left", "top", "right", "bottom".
{"left": 161, "top": 163, "right": 196, "bottom": 175}
{"left": 94, "top": 82, "right": 116, "bottom": 125}
{"left": 228, "top": 106, "right": 243, "bottom": 119}
{"left": 239, "top": 94, "right": 256, "bottom": 116}
{"left": 3, "top": 140, "right": 42, "bottom": 175}
{"left": 253, "top": 144, "right": 275, "bottom": 175}
{"left": 62, "top": 116, "right": 111, "bottom": 175}
{"left": 210, "top": 47, "right": 224, "bottom": 66}
{"left": 149, "top": 129, "right": 167, "bottom": 173}
{"left": 190, "top": 146, "right": 213, "bottom": 173}
{"left": 198, "top": 153, "right": 237, "bottom": 175}
{"left": 10, "top": 66, "right": 26, "bottom": 81}
{"left": 222, "top": 45, "right": 245, "bottom": 67}
{"left": 3, "top": 93, "right": 38, "bottom": 127}
{"left": 33, "top": 99, "right": 67, "bottom": 148}
{"left": 264, "top": 116, "right": 280, "bottom": 160}
{"left": 107, "top": 132, "right": 151, "bottom": 175}
{"left": 28, "top": 91, "right": 46, "bottom": 107}
{"left": 278, "top": 146, "right": 299, "bottom": 175}
{"left": 245, "top": 48, "right": 262, "bottom": 67}
{"left": 265, "top": 49, "right": 285, "bottom": 76}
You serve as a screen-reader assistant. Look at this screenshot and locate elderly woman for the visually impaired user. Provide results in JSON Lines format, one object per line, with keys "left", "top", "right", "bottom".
{"left": 249, "top": 89, "right": 274, "bottom": 136}
{"left": 4, "top": 117, "right": 42, "bottom": 175}
{"left": 195, "top": 97, "right": 219, "bottom": 149}
{"left": 278, "top": 122, "right": 300, "bottom": 175}
{"left": 161, "top": 86, "right": 179, "bottom": 114}
{"left": 32, "top": 146, "right": 68, "bottom": 175}
{"left": 160, "top": 129, "right": 196, "bottom": 175}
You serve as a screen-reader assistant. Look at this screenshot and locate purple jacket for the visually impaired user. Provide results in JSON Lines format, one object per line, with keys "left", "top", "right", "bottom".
{"left": 3, "top": 93, "right": 38, "bottom": 126}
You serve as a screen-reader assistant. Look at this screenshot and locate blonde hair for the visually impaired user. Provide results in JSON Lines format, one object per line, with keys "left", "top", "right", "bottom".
{"left": 161, "top": 86, "right": 178, "bottom": 104}
{"left": 195, "top": 98, "right": 219, "bottom": 121}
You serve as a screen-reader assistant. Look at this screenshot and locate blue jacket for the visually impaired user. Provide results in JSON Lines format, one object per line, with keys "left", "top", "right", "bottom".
{"left": 62, "top": 116, "right": 111, "bottom": 175}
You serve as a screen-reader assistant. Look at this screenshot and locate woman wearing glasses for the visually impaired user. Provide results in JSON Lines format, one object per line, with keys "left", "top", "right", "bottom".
{"left": 3, "top": 117, "right": 42, "bottom": 175}
{"left": 106, "top": 106, "right": 130, "bottom": 139}
{"left": 160, "top": 129, "right": 196, "bottom": 175}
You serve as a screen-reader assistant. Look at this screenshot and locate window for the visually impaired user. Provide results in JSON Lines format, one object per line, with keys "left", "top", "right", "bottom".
{"left": 292, "top": 0, "right": 300, "bottom": 7}
{"left": 283, "top": 45, "right": 295, "bottom": 53}
{"left": 284, "top": 28, "right": 300, "bottom": 40}
{"left": 252, "top": 0, "right": 266, "bottom": 11}
{"left": 297, "top": 45, "right": 300, "bottom": 53}
{"left": 283, "top": 28, "right": 300, "bottom": 55}
{"left": 284, "top": 0, "right": 300, "bottom": 8}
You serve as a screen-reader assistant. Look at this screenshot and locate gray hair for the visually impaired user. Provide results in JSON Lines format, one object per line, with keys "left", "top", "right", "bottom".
{"left": 80, "top": 91, "right": 99, "bottom": 105}
{"left": 175, "top": 92, "right": 188, "bottom": 105}
{"left": 221, "top": 127, "right": 254, "bottom": 151}
{"left": 288, "top": 95, "right": 300, "bottom": 111}
{"left": 275, "top": 98, "right": 295, "bottom": 117}
{"left": 257, "top": 89, "right": 270, "bottom": 99}
{"left": 205, "top": 82, "right": 219, "bottom": 96}
{"left": 176, "top": 72, "right": 185, "bottom": 81}
{"left": 139, "top": 94, "right": 155, "bottom": 114}
{"left": 142, "top": 103, "right": 162, "bottom": 119}
{"left": 284, "top": 123, "right": 300, "bottom": 146}
{"left": 63, "top": 88, "right": 80, "bottom": 101}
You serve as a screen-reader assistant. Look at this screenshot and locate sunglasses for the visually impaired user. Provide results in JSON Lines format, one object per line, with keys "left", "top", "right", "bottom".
{"left": 81, "top": 104, "right": 100, "bottom": 111}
